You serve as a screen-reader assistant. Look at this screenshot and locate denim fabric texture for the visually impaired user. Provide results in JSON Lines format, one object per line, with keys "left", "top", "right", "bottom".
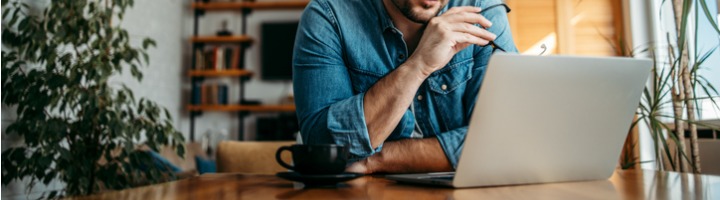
{"left": 292, "top": 0, "right": 518, "bottom": 168}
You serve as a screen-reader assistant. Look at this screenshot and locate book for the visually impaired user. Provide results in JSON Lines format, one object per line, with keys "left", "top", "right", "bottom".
{"left": 224, "top": 47, "right": 233, "bottom": 70}
{"left": 191, "top": 82, "right": 202, "bottom": 105}
{"left": 204, "top": 50, "right": 214, "bottom": 70}
{"left": 215, "top": 48, "right": 224, "bottom": 71}
{"left": 209, "top": 83, "right": 218, "bottom": 104}
{"left": 194, "top": 49, "right": 204, "bottom": 70}
{"left": 200, "top": 84, "right": 208, "bottom": 105}
{"left": 231, "top": 46, "right": 241, "bottom": 69}
{"left": 218, "top": 84, "right": 228, "bottom": 105}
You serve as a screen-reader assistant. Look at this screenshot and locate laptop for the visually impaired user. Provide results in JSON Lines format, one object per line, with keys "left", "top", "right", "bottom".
{"left": 386, "top": 53, "right": 652, "bottom": 188}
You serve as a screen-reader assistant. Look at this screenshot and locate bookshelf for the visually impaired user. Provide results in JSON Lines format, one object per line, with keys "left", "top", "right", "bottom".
{"left": 191, "top": 35, "right": 253, "bottom": 43}
{"left": 187, "top": 104, "right": 296, "bottom": 112}
{"left": 191, "top": 1, "right": 309, "bottom": 10}
{"left": 188, "top": 69, "right": 253, "bottom": 77}
{"left": 189, "top": 0, "right": 308, "bottom": 141}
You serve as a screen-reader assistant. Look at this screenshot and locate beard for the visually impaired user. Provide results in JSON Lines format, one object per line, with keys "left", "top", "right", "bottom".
{"left": 390, "top": 0, "right": 446, "bottom": 24}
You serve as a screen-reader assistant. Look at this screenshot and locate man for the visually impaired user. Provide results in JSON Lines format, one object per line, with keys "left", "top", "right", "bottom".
{"left": 292, "top": 0, "right": 517, "bottom": 174}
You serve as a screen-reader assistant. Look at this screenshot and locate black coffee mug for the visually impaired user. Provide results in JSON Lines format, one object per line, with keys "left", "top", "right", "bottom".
{"left": 275, "top": 144, "right": 348, "bottom": 174}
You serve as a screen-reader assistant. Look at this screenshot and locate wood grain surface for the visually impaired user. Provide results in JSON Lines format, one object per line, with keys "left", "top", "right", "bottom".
{"left": 67, "top": 169, "right": 720, "bottom": 200}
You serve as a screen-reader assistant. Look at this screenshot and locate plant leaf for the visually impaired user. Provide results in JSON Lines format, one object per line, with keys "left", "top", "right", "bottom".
{"left": 698, "top": 0, "right": 720, "bottom": 34}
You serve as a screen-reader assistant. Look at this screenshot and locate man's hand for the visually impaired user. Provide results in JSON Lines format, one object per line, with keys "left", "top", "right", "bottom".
{"left": 410, "top": 6, "right": 496, "bottom": 76}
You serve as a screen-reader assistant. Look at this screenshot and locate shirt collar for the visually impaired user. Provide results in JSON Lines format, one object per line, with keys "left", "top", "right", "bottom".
{"left": 374, "top": 0, "right": 395, "bottom": 32}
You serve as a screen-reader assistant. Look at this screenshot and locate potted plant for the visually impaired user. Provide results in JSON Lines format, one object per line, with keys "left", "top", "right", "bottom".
{"left": 1, "top": 0, "right": 185, "bottom": 198}
{"left": 618, "top": 0, "right": 720, "bottom": 173}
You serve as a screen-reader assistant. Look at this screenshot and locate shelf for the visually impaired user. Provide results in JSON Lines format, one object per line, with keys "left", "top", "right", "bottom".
{"left": 187, "top": 104, "right": 296, "bottom": 112}
{"left": 188, "top": 69, "right": 253, "bottom": 77}
{"left": 189, "top": 0, "right": 305, "bottom": 141}
{"left": 191, "top": 35, "right": 253, "bottom": 43}
{"left": 192, "top": 1, "right": 309, "bottom": 10}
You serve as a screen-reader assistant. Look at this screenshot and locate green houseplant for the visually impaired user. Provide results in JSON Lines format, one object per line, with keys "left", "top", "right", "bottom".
{"left": 1, "top": 0, "right": 185, "bottom": 198}
{"left": 617, "top": 0, "right": 720, "bottom": 173}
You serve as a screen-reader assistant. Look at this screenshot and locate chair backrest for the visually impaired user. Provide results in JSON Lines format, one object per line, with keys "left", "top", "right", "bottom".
{"left": 216, "top": 141, "right": 295, "bottom": 174}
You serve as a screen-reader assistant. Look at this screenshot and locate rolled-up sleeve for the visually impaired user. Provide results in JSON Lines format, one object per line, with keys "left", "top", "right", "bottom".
{"left": 293, "top": 0, "right": 380, "bottom": 161}
{"left": 435, "top": 127, "right": 468, "bottom": 168}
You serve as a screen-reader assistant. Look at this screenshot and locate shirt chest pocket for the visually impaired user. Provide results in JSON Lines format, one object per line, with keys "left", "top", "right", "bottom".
{"left": 427, "top": 58, "right": 474, "bottom": 95}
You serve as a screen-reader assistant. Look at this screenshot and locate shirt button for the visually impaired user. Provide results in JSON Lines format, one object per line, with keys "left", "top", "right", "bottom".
{"left": 399, "top": 54, "right": 405, "bottom": 60}
{"left": 441, "top": 84, "right": 448, "bottom": 90}
{"left": 417, "top": 95, "right": 423, "bottom": 101}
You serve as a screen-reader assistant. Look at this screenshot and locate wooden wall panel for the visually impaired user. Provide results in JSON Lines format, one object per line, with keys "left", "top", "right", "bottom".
{"left": 571, "top": 0, "right": 621, "bottom": 56}
{"left": 506, "top": 0, "right": 558, "bottom": 55}
{"left": 505, "top": 0, "right": 623, "bottom": 56}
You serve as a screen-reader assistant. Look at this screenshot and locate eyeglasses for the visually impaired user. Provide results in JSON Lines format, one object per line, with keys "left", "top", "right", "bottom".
{"left": 478, "top": 4, "right": 511, "bottom": 53}
{"left": 488, "top": 41, "right": 507, "bottom": 53}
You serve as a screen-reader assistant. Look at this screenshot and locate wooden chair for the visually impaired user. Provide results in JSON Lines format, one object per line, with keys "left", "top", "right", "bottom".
{"left": 216, "top": 141, "right": 295, "bottom": 174}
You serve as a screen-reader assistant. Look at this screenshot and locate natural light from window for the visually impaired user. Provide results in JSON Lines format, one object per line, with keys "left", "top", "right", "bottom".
{"left": 696, "top": 1, "right": 720, "bottom": 120}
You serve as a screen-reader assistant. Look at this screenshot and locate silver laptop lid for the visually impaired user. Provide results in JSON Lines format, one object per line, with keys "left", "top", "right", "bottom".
{"left": 453, "top": 54, "right": 651, "bottom": 188}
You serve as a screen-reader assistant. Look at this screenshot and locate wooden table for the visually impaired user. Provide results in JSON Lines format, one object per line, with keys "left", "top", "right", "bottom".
{"left": 70, "top": 169, "right": 719, "bottom": 199}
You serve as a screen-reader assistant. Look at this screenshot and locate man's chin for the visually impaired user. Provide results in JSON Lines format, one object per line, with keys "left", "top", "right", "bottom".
{"left": 392, "top": 0, "right": 445, "bottom": 24}
{"left": 409, "top": 5, "right": 443, "bottom": 23}
{"left": 407, "top": 12, "right": 438, "bottom": 24}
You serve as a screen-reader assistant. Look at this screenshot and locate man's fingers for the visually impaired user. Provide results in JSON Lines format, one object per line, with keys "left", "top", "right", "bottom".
{"left": 444, "top": 6, "right": 482, "bottom": 15}
{"left": 450, "top": 23, "right": 497, "bottom": 42}
{"left": 444, "top": 12, "right": 493, "bottom": 28}
{"left": 453, "top": 32, "right": 490, "bottom": 47}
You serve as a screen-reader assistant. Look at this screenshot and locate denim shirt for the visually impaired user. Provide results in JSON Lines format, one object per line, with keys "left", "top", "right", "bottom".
{"left": 293, "top": 0, "right": 518, "bottom": 168}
